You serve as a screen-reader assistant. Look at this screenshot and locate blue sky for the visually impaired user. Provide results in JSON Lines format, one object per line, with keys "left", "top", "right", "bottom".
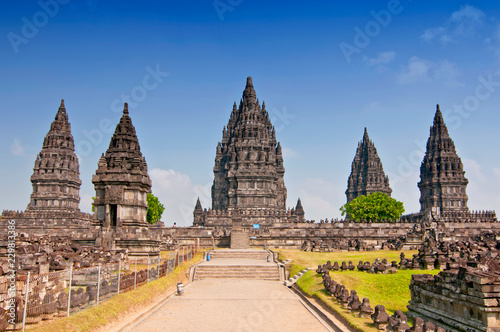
{"left": 2, "top": 1, "right": 500, "bottom": 226}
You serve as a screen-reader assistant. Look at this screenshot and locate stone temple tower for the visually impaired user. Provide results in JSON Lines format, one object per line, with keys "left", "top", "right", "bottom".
{"left": 212, "top": 76, "right": 286, "bottom": 214}
{"left": 418, "top": 105, "right": 469, "bottom": 214}
{"left": 92, "top": 103, "right": 152, "bottom": 229}
{"left": 346, "top": 128, "right": 392, "bottom": 202}
{"left": 27, "top": 99, "right": 82, "bottom": 212}
{"left": 195, "top": 77, "right": 303, "bottom": 226}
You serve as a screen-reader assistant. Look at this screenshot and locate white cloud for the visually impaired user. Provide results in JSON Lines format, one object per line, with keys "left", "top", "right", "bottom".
{"left": 493, "top": 165, "right": 500, "bottom": 179}
{"left": 431, "top": 60, "right": 463, "bottom": 88}
{"left": 282, "top": 147, "right": 299, "bottom": 159}
{"left": 80, "top": 193, "right": 94, "bottom": 213}
{"left": 364, "top": 51, "right": 396, "bottom": 66}
{"left": 11, "top": 139, "right": 25, "bottom": 156}
{"left": 463, "top": 158, "right": 487, "bottom": 184}
{"left": 420, "top": 5, "right": 485, "bottom": 45}
{"left": 398, "top": 56, "right": 462, "bottom": 87}
{"left": 294, "top": 177, "right": 345, "bottom": 221}
{"left": 398, "top": 56, "right": 432, "bottom": 84}
{"left": 150, "top": 168, "right": 211, "bottom": 227}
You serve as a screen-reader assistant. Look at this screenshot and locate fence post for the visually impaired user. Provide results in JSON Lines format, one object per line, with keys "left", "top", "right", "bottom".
{"left": 97, "top": 264, "right": 101, "bottom": 306}
{"left": 134, "top": 257, "right": 137, "bottom": 290}
{"left": 22, "top": 271, "right": 30, "bottom": 332}
{"left": 67, "top": 264, "right": 73, "bottom": 317}
{"left": 117, "top": 260, "right": 121, "bottom": 295}
{"left": 157, "top": 252, "right": 161, "bottom": 280}
{"left": 147, "top": 255, "right": 150, "bottom": 282}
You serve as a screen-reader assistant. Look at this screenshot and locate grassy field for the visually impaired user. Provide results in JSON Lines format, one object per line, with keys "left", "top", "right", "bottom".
{"left": 278, "top": 249, "right": 440, "bottom": 332}
{"left": 26, "top": 252, "right": 203, "bottom": 332}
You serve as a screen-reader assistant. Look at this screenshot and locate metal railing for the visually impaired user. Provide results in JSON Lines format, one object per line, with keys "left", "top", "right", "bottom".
{"left": 3, "top": 245, "right": 197, "bottom": 331}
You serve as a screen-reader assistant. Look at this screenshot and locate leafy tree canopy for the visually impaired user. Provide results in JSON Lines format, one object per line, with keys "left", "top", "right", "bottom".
{"left": 147, "top": 193, "right": 165, "bottom": 224}
{"left": 340, "top": 192, "right": 404, "bottom": 222}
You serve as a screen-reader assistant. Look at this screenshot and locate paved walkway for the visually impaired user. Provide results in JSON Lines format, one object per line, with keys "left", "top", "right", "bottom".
{"left": 127, "top": 279, "right": 332, "bottom": 332}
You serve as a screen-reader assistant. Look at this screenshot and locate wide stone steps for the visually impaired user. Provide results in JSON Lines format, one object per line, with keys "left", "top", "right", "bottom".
{"left": 208, "top": 250, "right": 270, "bottom": 260}
{"left": 194, "top": 265, "right": 280, "bottom": 280}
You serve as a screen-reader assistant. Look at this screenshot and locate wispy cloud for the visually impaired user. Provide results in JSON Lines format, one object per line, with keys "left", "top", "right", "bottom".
{"left": 420, "top": 5, "right": 485, "bottom": 45}
{"left": 398, "top": 56, "right": 462, "bottom": 87}
{"left": 364, "top": 51, "right": 396, "bottom": 66}
{"left": 11, "top": 139, "right": 25, "bottom": 156}
{"left": 363, "top": 51, "right": 396, "bottom": 72}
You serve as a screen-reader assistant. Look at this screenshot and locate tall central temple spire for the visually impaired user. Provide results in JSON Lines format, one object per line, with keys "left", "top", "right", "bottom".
{"left": 193, "top": 77, "right": 306, "bottom": 226}
{"left": 212, "top": 76, "right": 286, "bottom": 214}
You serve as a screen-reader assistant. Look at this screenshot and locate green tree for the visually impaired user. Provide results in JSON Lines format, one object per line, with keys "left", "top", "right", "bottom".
{"left": 91, "top": 196, "right": 95, "bottom": 213}
{"left": 147, "top": 193, "right": 165, "bottom": 224}
{"left": 340, "top": 192, "right": 404, "bottom": 222}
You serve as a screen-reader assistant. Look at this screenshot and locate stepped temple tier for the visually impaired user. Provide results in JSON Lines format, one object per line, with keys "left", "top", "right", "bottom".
{"left": 346, "top": 128, "right": 392, "bottom": 202}
{"left": 193, "top": 77, "right": 305, "bottom": 228}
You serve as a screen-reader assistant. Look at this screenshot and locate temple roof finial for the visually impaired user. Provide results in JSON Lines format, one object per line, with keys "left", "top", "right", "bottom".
{"left": 60, "top": 99, "right": 65, "bottom": 109}
{"left": 243, "top": 76, "right": 256, "bottom": 100}
{"left": 363, "top": 127, "right": 369, "bottom": 141}
{"left": 123, "top": 103, "right": 129, "bottom": 114}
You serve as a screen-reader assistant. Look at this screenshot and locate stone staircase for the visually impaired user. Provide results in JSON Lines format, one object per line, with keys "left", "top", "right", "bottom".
{"left": 194, "top": 249, "right": 280, "bottom": 281}
{"left": 208, "top": 249, "right": 270, "bottom": 260}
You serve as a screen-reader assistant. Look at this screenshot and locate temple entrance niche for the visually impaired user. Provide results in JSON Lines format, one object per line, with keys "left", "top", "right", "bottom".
{"left": 110, "top": 204, "right": 117, "bottom": 228}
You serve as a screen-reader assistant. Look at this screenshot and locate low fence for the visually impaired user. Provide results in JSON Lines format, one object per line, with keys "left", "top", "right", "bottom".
{"left": 2, "top": 245, "right": 197, "bottom": 331}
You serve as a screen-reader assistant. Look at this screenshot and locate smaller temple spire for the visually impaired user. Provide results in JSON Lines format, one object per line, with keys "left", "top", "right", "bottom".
{"left": 346, "top": 128, "right": 392, "bottom": 202}
{"left": 194, "top": 198, "right": 203, "bottom": 211}
{"left": 27, "top": 100, "right": 81, "bottom": 212}
{"left": 123, "top": 102, "right": 129, "bottom": 115}
{"left": 418, "top": 104, "right": 468, "bottom": 213}
{"left": 294, "top": 198, "right": 305, "bottom": 222}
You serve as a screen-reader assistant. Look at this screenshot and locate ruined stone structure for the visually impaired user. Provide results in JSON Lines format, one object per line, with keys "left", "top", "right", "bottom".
{"left": 409, "top": 266, "right": 500, "bottom": 331}
{"left": 346, "top": 128, "right": 392, "bottom": 202}
{"left": 418, "top": 105, "right": 469, "bottom": 216}
{"left": 193, "top": 77, "right": 304, "bottom": 227}
{"left": 92, "top": 103, "right": 159, "bottom": 256}
{"left": 26, "top": 100, "right": 82, "bottom": 213}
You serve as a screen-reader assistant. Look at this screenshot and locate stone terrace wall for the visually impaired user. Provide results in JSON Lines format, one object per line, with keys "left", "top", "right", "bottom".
{"left": 165, "top": 221, "right": 500, "bottom": 249}
{"left": 0, "top": 210, "right": 99, "bottom": 245}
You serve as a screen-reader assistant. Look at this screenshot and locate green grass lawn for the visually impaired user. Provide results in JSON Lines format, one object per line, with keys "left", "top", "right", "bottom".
{"left": 279, "top": 249, "right": 440, "bottom": 332}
